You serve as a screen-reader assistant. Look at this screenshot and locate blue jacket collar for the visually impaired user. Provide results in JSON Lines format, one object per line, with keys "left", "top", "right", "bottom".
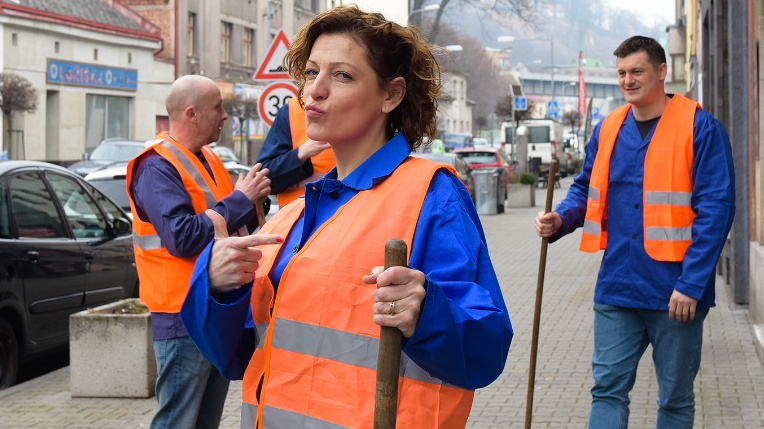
{"left": 324, "top": 133, "right": 411, "bottom": 191}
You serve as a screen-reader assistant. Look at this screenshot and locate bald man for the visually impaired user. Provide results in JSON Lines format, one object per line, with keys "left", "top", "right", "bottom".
{"left": 126, "top": 75, "right": 271, "bottom": 429}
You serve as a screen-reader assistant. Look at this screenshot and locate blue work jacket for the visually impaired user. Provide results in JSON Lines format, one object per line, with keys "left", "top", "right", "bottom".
{"left": 182, "top": 133, "right": 513, "bottom": 389}
{"left": 553, "top": 105, "right": 735, "bottom": 310}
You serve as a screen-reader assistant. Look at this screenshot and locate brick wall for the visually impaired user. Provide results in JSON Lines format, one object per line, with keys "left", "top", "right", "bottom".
{"left": 119, "top": 1, "right": 175, "bottom": 62}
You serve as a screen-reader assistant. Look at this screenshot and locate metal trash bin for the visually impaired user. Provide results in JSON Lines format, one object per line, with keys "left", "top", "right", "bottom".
{"left": 473, "top": 169, "right": 498, "bottom": 215}
{"left": 494, "top": 168, "right": 506, "bottom": 213}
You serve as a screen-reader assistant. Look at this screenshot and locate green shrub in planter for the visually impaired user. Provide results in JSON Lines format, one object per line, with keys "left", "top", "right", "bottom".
{"left": 518, "top": 172, "right": 537, "bottom": 185}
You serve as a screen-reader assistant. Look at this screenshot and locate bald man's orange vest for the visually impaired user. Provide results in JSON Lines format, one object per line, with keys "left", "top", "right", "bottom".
{"left": 276, "top": 98, "right": 335, "bottom": 207}
{"left": 126, "top": 133, "right": 236, "bottom": 313}
{"left": 239, "top": 157, "right": 473, "bottom": 429}
{"left": 580, "top": 94, "right": 699, "bottom": 261}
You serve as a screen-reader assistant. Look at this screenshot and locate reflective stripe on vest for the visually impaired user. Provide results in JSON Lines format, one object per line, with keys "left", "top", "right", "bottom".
{"left": 162, "top": 140, "right": 218, "bottom": 208}
{"left": 580, "top": 94, "right": 698, "bottom": 261}
{"left": 242, "top": 157, "right": 473, "bottom": 429}
{"left": 276, "top": 98, "right": 336, "bottom": 207}
{"left": 126, "top": 132, "right": 237, "bottom": 312}
{"left": 132, "top": 234, "right": 162, "bottom": 251}
{"left": 271, "top": 318, "right": 454, "bottom": 385}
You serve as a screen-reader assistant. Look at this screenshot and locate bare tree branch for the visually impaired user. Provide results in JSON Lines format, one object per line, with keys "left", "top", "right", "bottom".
{"left": 0, "top": 72, "right": 38, "bottom": 115}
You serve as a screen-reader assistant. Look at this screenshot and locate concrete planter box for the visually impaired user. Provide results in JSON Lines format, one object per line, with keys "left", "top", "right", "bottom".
{"left": 506, "top": 183, "right": 536, "bottom": 208}
{"left": 69, "top": 298, "right": 156, "bottom": 398}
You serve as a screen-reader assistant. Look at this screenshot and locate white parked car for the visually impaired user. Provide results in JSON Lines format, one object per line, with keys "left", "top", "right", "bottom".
{"left": 86, "top": 161, "right": 278, "bottom": 220}
{"left": 84, "top": 163, "right": 132, "bottom": 218}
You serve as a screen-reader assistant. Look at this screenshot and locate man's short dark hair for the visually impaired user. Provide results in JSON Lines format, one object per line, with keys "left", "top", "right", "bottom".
{"left": 613, "top": 36, "right": 667, "bottom": 69}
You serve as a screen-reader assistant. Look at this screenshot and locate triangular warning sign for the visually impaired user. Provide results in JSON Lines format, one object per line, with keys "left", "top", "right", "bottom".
{"left": 253, "top": 29, "right": 291, "bottom": 81}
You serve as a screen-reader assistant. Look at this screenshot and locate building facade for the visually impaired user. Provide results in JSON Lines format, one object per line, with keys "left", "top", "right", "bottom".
{"left": 124, "top": 0, "right": 324, "bottom": 163}
{"left": 0, "top": 0, "right": 328, "bottom": 165}
{"left": 439, "top": 72, "right": 474, "bottom": 135}
{"left": 669, "top": 0, "right": 764, "bottom": 365}
{"left": 0, "top": 0, "right": 169, "bottom": 163}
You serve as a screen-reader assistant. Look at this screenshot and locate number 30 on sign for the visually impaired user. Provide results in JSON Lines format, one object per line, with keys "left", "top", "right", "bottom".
{"left": 258, "top": 81, "right": 299, "bottom": 127}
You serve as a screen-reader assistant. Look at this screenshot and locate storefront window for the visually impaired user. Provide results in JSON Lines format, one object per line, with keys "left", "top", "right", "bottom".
{"left": 85, "top": 95, "right": 131, "bottom": 151}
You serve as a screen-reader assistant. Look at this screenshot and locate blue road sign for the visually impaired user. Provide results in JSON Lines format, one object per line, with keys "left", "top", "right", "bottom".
{"left": 514, "top": 96, "right": 528, "bottom": 111}
{"left": 547, "top": 100, "right": 559, "bottom": 112}
{"left": 592, "top": 106, "right": 600, "bottom": 119}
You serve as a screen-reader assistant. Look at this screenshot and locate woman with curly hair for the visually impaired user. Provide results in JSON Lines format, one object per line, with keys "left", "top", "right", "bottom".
{"left": 181, "top": 5, "right": 513, "bottom": 429}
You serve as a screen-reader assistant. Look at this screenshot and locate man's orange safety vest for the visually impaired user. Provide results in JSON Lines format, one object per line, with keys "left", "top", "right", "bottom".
{"left": 580, "top": 93, "right": 699, "bottom": 262}
{"left": 240, "top": 157, "right": 474, "bottom": 429}
{"left": 126, "top": 133, "right": 237, "bottom": 313}
{"left": 276, "top": 98, "right": 336, "bottom": 207}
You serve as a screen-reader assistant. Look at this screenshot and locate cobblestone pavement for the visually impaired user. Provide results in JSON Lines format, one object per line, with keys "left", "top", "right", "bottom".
{"left": 1, "top": 177, "right": 762, "bottom": 428}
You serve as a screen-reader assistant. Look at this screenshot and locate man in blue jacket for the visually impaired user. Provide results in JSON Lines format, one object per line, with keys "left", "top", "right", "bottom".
{"left": 535, "top": 36, "right": 734, "bottom": 428}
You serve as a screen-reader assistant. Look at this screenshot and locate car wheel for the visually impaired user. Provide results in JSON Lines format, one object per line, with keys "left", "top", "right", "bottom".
{"left": 0, "top": 318, "right": 19, "bottom": 389}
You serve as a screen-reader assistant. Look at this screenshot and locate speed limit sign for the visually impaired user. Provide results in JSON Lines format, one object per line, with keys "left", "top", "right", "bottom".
{"left": 258, "top": 81, "right": 298, "bottom": 127}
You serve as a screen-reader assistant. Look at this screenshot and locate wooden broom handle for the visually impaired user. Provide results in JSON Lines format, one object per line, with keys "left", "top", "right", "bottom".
{"left": 374, "top": 239, "right": 407, "bottom": 429}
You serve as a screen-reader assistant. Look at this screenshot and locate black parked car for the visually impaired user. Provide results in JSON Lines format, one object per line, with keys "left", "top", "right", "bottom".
{"left": 0, "top": 161, "right": 138, "bottom": 389}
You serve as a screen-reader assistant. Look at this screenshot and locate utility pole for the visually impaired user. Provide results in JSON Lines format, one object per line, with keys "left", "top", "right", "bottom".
{"left": 550, "top": 37, "right": 555, "bottom": 102}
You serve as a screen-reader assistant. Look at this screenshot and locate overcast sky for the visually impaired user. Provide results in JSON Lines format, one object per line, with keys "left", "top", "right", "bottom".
{"left": 606, "top": 0, "right": 675, "bottom": 27}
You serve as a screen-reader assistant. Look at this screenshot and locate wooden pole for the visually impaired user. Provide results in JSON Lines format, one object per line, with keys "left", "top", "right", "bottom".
{"left": 374, "top": 239, "right": 407, "bottom": 429}
{"left": 525, "top": 160, "right": 557, "bottom": 429}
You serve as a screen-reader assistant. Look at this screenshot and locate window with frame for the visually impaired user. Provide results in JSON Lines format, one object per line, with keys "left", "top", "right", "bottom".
{"left": 89, "top": 184, "right": 127, "bottom": 224}
{"left": 244, "top": 28, "right": 254, "bottom": 67}
{"left": 10, "top": 172, "right": 67, "bottom": 239}
{"left": 46, "top": 173, "right": 108, "bottom": 239}
{"left": 85, "top": 95, "right": 131, "bottom": 152}
{"left": 221, "top": 21, "right": 232, "bottom": 63}
{"left": 188, "top": 12, "right": 197, "bottom": 58}
{"left": 671, "top": 54, "right": 685, "bottom": 82}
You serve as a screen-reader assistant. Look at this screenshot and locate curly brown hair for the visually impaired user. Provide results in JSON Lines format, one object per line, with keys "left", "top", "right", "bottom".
{"left": 284, "top": 5, "right": 442, "bottom": 151}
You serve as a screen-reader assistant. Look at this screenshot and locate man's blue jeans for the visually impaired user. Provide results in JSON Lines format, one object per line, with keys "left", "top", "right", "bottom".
{"left": 588, "top": 303, "right": 708, "bottom": 429}
{"left": 151, "top": 336, "right": 229, "bottom": 429}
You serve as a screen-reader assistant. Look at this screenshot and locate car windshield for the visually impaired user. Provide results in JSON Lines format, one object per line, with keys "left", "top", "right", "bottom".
{"left": 90, "top": 143, "right": 144, "bottom": 161}
{"left": 459, "top": 152, "right": 497, "bottom": 164}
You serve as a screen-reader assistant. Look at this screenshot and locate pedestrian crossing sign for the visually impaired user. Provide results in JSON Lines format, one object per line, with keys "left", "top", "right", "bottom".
{"left": 514, "top": 96, "right": 528, "bottom": 111}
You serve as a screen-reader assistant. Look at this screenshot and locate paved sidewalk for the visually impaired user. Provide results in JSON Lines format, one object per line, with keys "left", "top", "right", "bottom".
{"left": 1, "top": 178, "right": 762, "bottom": 428}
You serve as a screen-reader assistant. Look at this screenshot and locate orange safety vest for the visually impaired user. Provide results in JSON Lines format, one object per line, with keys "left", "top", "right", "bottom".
{"left": 126, "top": 133, "right": 238, "bottom": 313}
{"left": 276, "top": 98, "right": 336, "bottom": 207}
{"left": 240, "top": 157, "right": 474, "bottom": 429}
{"left": 580, "top": 93, "right": 699, "bottom": 262}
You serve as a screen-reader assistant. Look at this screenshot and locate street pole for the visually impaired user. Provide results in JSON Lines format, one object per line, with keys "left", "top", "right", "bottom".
{"left": 550, "top": 37, "right": 555, "bottom": 103}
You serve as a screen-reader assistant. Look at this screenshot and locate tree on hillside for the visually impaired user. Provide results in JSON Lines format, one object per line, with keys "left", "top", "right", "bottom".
{"left": 495, "top": 95, "right": 513, "bottom": 121}
{"left": 410, "top": 0, "right": 538, "bottom": 42}
{"left": 433, "top": 24, "right": 513, "bottom": 132}
{"left": 0, "top": 72, "right": 37, "bottom": 159}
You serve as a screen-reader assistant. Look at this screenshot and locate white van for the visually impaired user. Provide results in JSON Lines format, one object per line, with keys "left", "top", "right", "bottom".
{"left": 518, "top": 119, "right": 567, "bottom": 175}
